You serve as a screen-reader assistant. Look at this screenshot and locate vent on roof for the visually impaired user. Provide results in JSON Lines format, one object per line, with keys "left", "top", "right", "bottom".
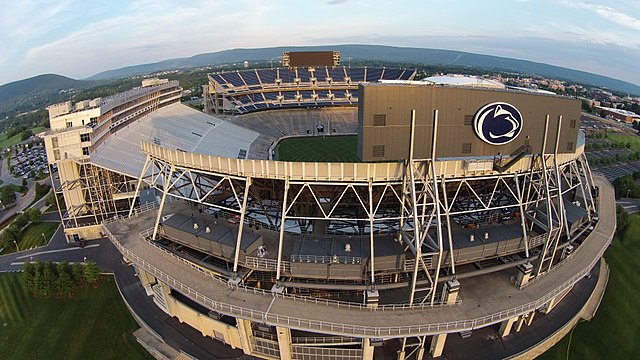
{"left": 372, "top": 145, "right": 385, "bottom": 157}
{"left": 373, "top": 114, "right": 386, "bottom": 126}
{"left": 462, "top": 143, "right": 472, "bottom": 154}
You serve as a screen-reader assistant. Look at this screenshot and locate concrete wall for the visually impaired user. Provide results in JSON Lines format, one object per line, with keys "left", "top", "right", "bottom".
{"left": 164, "top": 293, "right": 244, "bottom": 350}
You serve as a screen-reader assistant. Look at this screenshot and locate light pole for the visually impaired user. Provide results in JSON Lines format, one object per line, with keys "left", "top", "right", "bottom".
{"left": 627, "top": 188, "right": 631, "bottom": 198}
{"left": 41, "top": 233, "right": 46, "bottom": 244}
{"left": 13, "top": 240, "right": 19, "bottom": 252}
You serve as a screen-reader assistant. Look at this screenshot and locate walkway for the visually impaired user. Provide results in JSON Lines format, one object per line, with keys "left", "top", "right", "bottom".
{"left": 104, "top": 175, "right": 615, "bottom": 338}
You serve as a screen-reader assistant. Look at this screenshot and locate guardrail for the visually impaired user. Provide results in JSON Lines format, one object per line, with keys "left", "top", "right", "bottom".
{"left": 136, "top": 228, "right": 461, "bottom": 312}
{"left": 103, "top": 179, "right": 614, "bottom": 337}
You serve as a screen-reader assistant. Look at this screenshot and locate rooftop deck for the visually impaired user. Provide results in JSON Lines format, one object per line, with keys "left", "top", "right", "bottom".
{"left": 104, "top": 175, "right": 614, "bottom": 338}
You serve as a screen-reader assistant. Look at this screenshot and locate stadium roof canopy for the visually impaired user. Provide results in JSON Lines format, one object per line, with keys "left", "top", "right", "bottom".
{"left": 421, "top": 75, "right": 505, "bottom": 89}
{"left": 91, "top": 103, "right": 259, "bottom": 177}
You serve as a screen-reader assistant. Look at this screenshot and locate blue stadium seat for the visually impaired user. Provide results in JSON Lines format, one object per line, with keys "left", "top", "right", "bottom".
{"left": 211, "top": 73, "right": 228, "bottom": 86}
{"left": 315, "top": 90, "right": 330, "bottom": 99}
{"left": 263, "top": 92, "right": 279, "bottom": 101}
{"left": 365, "top": 68, "right": 383, "bottom": 82}
{"left": 241, "top": 70, "right": 260, "bottom": 86}
{"left": 222, "top": 72, "right": 245, "bottom": 87}
{"left": 381, "top": 68, "right": 403, "bottom": 80}
{"left": 328, "top": 67, "right": 346, "bottom": 81}
{"left": 258, "top": 69, "right": 277, "bottom": 84}
{"left": 332, "top": 90, "right": 346, "bottom": 97}
{"left": 399, "top": 69, "right": 416, "bottom": 80}
{"left": 297, "top": 68, "right": 312, "bottom": 82}
{"left": 347, "top": 68, "right": 364, "bottom": 82}
{"left": 278, "top": 68, "right": 295, "bottom": 84}
{"left": 299, "top": 90, "right": 314, "bottom": 100}
{"left": 313, "top": 68, "right": 328, "bottom": 82}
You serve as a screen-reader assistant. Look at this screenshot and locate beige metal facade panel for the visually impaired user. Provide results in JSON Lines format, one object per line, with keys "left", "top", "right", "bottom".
{"left": 44, "top": 127, "right": 91, "bottom": 164}
{"left": 358, "top": 85, "right": 581, "bottom": 161}
{"left": 142, "top": 140, "right": 584, "bottom": 182}
{"left": 49, "top": 107, "right": 101, "bottom": 131}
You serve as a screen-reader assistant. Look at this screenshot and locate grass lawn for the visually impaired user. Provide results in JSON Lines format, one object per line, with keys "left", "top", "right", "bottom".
{"left": 0, "top": 273, "right": 151, "bottom": 360}
{"left": 275, "top": 135, "right": 359, "bottom": 162}
{"left": 0, "top": 222, "right": 60, "bottom": 255}
{"left": 19, "top": 221, "right": 59, "bottom": 250}
{"left": 607, "top": 133, "right": 640, "bottom": 152}
{"left": 0, "top": 126, "right": 48, "bottom": 149}
{"left": 540, "top": 213, "right": 640, "bottom": 359}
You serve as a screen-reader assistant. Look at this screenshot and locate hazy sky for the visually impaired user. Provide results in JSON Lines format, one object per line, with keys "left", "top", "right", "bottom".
{"left": 1, "top": 0, "right": 639, "bottom": 86}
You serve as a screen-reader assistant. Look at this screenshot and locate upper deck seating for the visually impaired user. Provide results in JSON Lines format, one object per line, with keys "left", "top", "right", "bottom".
{"left": 210, "top": 67, "right": 414, "bottom": 114}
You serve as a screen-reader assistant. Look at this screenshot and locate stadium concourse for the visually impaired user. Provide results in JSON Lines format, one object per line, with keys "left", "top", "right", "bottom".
{"left": 43, "top": 63, "right": 614, "bottom": 360}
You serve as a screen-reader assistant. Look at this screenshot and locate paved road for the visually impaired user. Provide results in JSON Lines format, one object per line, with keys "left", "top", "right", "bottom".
{"left": 616, "top": 197, "right": 640, "bottom": 214}
{"left": 0, "top": 182, "right": 36, "bottom": 225}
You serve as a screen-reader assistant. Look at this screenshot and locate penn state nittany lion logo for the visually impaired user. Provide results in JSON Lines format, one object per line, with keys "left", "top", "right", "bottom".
{"left": 473, "top": 102, "right": 523, "bottom": 145}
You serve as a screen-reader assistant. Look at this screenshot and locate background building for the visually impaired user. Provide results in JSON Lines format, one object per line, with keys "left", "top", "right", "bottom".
{"left": 44, "top": 78, "right": 181, "bottom": 241}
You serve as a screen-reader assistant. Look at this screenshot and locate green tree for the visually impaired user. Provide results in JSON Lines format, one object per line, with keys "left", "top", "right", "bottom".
{"left": 35, "top": 182, "right": 51, "bottom": 199}
{"left": 2, "top": 224, "right": 21, "bottom": 246}
{"left": 32, "top": 261, "right": 44, "bottom": 298}
{"left": 26, "top": 207, "right": 42, "bottom": 223}
{"left": 83, "top": 261, "right": 101, "bottom": 287}
{"left": 0, "top": 186, "right": 16, "bottom": 205}
{"left": 41, "top": 261, "right": 56, "bottom": 297}
{"left": 616, "top": 205, "right": 630, "bottom": 235}
{"left": 72, "top": 262, "right": 85, "bottom": 286}
{"left": 21, "top": 262, "right": 36, "bottom": 297}
{"left": 56, "top": 262, "right": 73, "bottom": 297}
{"left": 14, "top": 213, "right": 28, "bottom": 228}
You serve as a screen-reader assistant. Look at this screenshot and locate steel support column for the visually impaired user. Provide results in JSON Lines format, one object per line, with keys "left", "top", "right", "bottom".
{"left": 233, "top": 177, "right": 252, "bottom": 274}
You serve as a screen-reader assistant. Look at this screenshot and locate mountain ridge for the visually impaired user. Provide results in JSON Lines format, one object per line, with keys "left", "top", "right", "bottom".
{"left": 87, "top": 44, "right": 640, "bottom": 95}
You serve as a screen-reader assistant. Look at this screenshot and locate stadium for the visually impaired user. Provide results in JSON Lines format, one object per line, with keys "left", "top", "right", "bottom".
{"left": 43, "top": 52, "right": 614, "bottom": 359}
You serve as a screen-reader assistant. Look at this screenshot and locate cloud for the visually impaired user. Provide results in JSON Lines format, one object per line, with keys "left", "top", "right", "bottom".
{"left": 327, "top": 0, "right": 348, "bottom": 4}
{"left": 558, "top": 1, "right": 640, "bottom": 31}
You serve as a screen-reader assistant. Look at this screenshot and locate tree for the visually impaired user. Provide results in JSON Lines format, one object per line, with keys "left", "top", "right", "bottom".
{"left": 2, "top": 224, "right": 21, "bottom": 247}
{"left": 616, "top": 205, "right": 630, "bottom": 235}
{"left": 21, "top": 178, "right": 27, "bottom": 187}
{"left": 32, "top": 261, "right": 44, "bottom": 298}
{"left": 56, "top": 262, "right": 73, "bottom": 297}
{"left": 35, "top": 182, "right": 51, "bottom": 199}
{"left": 41, "top": 261, "right": 56, "bottom": 297}
{"left": 83, "top": 261, "right": 101, "bottom": 287}
{"left": 72, "top": 262, "right": 85, "bottom": 286}
{"left": 0, "top": 186, "right": 16, "bottom": 205}
{"left": 21, "top": 262, "right": 36, "bottom": 297}
{"left": 26, "top": 207, "right": 42, "bottom": 223}
{"left": 13, "top": 213, "right": 28, "bottom": 228}
{"left": 45, "top": 192, "right": 55, "bottom": 207}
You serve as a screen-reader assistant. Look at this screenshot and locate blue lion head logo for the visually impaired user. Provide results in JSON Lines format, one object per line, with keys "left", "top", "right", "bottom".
{"left": 473, "top": 102, "right": 523, "bottom": 145}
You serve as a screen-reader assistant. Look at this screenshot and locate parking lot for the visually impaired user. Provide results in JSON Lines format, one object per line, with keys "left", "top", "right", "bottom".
{"left": 9, "top": 145, "right": 49, "bottom": 179}
{"left": 591, "top": 160, "right": 640, "bottom": 182}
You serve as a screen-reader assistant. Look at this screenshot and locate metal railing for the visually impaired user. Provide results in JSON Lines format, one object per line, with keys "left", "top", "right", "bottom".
{"left": 103, "top": 187, "right": 613, "bottom": 338}
{"left": 291, "top": 254, "right": 362, "bottom": 265}
{"left": 136, "top": 228, "right": 461, "bottom": 312}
